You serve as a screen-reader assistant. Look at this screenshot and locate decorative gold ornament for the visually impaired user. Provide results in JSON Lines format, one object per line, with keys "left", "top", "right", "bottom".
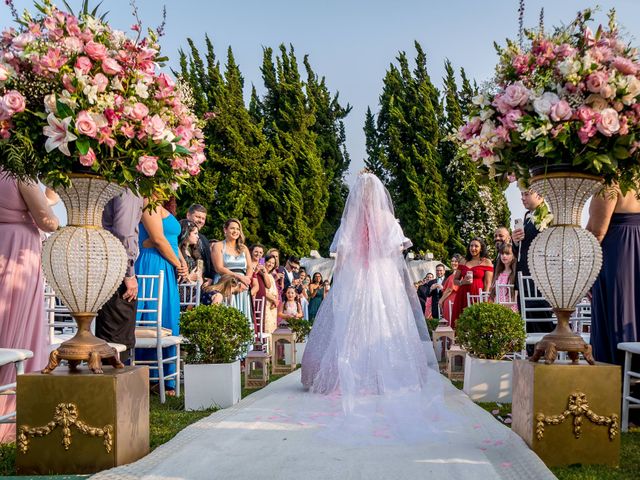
{"left": 535, "top": 392, "right": 618, "bottom": 441}
{"left": 17, "top": 403, "right": 113, "bottom": 454}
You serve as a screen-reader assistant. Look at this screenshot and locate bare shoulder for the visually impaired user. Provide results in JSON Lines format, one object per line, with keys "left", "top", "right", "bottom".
{"left": 481, "top": 258, "right": 494, "bottom": 267}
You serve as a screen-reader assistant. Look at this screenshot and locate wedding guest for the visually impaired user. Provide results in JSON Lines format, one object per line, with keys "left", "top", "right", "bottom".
{"left": 178, "top": 219, "right": 203, "bottom": 283}
{"left": 587, "top": 186, "right": 640, "bottom": 367}
{"left": 95, "top": 189, "right": 143, "bottom": 365}
{"left": 308, "top": 272, "right": 326, "bottom": 323}
{"left": 425, "top": 264, "right": 448, "bottom": 320}
{"left": 417, "top": 272, "right": 434, "bottom": 316}
{"left": 249, "top": 244, "right": 265, "bottom": 277}
{"left": 135, "top": 198, "right": 188, "bottom": 396}
{"left": 297, "top": 269, "right": 310, "bottom": 320}
{"left": 278, "top": 286, "right": 304, "bottom": 323}
{"left": 202, "top": 274, "right": 242, "bottom": 305}
{"left": 282, "top": 256, "right": 301, "bottom": 294}
{"left": 211, "top": 218, "right": 254, "bottom": 325}
{"left": 439, "top": 254, "right": 463, "bottom": 327}
{"left": 186, "top": 204, "right": 214, "bottom": 282}
{"left": 490, "top": 243, "right": 518, "bottom": 312}
{"left": 493, "top": 226, "right": 511, "bottom": 266}
{"left": 0, "top": 174, "right": 59, "bottom": 442}
{"left": 451, "top": 238, "right": 493, "bottom": 322}
{"left": 512, "top": 188, "right": 554, "bottom": 336}
{"left": 251, "top": 253, "right": 279, "bottom": 337}
{"left": 266, "top": 247, "right": 285, "bottom": 295}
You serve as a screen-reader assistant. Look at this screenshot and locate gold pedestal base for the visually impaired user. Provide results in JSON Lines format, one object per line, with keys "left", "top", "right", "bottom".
{"left": 530, "top": 309, "right": 595, "bottom": 365}
{"left": 16, "top": 366, "right": 149, "bottom": 475}
{"left": 43, "top": 313, "right": 124, "bottom": 374}
{"left": 512, "top": 360, "right": 620, "bottom": 467}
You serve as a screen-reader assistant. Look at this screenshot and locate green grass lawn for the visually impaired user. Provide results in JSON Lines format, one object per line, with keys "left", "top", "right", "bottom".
{"left": 2, "top": 371, "right": 638, "bottom": 478}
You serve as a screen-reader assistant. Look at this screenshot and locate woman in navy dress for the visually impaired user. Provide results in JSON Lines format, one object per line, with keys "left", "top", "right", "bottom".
{"left": 587, "top": 186, "right": 640, "bottom": 366}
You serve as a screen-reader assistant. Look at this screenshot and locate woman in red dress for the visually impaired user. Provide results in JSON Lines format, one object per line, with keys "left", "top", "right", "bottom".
{"left": 450, "top": 238, "right": 493, "bottom": 328}
{"left": 439, "top": 254, "right": 463, "bottom": 328}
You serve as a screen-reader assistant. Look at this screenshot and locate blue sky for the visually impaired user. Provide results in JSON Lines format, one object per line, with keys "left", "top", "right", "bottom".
{"left": 5, "top": 0, "right": 640, "bottom": 227}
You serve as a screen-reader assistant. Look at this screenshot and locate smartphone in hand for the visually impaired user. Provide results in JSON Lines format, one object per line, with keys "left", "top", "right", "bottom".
{"left": 514, "top": 218, "right": 524, "bottom": 231}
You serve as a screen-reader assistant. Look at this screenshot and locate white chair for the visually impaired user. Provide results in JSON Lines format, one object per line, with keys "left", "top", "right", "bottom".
{"left": 253, "top": 297, "right": 271, "bottom": 355}
{"left": 133, "top": 271, "right": 182, "bottom": 403}
{"left": 517, "top": 272, "right": 557, "bottom": 352}
{"left": 0, "top": 348, "right": 33, "bottom": 424}
{"left": 467, "top": 289, "right": 489, "bottom": 306}
{"left": 618, "top": 342, "right": 640, "bottom": 432}
{"left": 179, "top": 281, "right": 201, "bottom": 310}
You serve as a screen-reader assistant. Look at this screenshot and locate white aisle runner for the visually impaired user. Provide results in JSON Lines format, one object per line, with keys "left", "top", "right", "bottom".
{"left": 92, "top": 370, "right": 556, "bottom": 480}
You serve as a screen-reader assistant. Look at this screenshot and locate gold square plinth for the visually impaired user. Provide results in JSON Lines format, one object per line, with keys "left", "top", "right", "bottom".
{"left": 16, "top": 366, "right": 149, "bottom": 475}
{"left": 512, "top": 360, "right": 620, "bottom": 467}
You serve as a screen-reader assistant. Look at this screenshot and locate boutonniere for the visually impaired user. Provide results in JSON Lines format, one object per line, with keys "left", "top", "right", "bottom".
{"left": 532, "top": 203, "right": 554, "bottom": 232}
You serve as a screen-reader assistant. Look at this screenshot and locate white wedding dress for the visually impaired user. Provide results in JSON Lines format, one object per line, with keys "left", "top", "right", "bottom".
{"left": 301, "top": 172, "right": 457, "bottom": 443}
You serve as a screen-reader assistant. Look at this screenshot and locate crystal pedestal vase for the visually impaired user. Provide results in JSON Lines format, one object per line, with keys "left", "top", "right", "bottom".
{"left": 527, "top": 172, "right": 603, "bottom": 365}
{"left": 41, "top": 175, "right": 128, "bottom": 374}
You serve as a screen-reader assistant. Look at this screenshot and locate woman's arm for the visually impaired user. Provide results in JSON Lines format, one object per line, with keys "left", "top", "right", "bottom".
{"left": 251, "top": 276, "right": 259, "bottom": 297}
{"left": 586, "top": 188, "right": 618, "bottom": 243}
{"left": 140, "top": 204, "right": 181, "bottom": 268}
{"left": 18, "top": 181, "right": 59, "bottom": 232}
{"left": 260, "top": 269, "right": 273, "bottom": 289}
{"left": 483, "top": 269, "right": 494, "bottom": 292}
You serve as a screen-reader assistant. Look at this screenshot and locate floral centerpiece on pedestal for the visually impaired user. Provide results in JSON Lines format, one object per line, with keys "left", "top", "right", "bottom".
{"left": 0, "top": 0, "right": 205, "bottom": 201}
{"left": 458, "top": 8, "right": 640, "bottom": 192}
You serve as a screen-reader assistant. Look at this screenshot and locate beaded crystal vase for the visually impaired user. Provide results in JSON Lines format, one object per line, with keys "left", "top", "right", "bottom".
{"left": 41, "top": 175, "right": 128, "bottom": 374}
{"left": 527, "top": 172, "right": 603, "bottom": 365}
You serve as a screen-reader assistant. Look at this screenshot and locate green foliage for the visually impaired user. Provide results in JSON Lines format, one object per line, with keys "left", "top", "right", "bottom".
{"left": 177, "top": 39, "right": 350, "bottom": 255}
{"left": 456, "top": 303, "right": 526, "bottom": 359}
{"left": 426, "top": 317, "right": 440, "bottom": 334}
{"left": 368, "top": 42, "right": 451, "bottom": 259}
{"left": 287, "top": 317, "right": 312, "bottom": 341}
{"left": 179, "top": 304, "right": 253, "bottom": 364}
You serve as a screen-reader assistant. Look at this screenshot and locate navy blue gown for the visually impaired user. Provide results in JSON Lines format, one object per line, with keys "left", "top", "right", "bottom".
{"left": 591, "top": 213, "right": 640, "bottom": 366}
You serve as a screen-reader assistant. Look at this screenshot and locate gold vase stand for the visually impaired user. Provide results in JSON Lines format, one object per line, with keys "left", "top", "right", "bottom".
{"left": 529, "top": 309, "right": 595, "bottom": 365}
{"left": 42, "top": 313, "right": 124, "bottom": 374}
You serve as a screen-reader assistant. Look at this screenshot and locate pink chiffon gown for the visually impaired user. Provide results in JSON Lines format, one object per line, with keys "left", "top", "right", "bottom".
{"left": 0, "top": 174, "right": 48, "bottom": 442}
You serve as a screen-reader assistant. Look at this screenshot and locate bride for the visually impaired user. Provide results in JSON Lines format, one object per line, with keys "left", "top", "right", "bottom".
{"left": 301, "top": 172, "right": 450, "bottom": 439}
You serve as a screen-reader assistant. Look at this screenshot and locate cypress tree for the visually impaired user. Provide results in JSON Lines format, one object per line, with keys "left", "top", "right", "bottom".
{"left": 371, "top": 46, "right": 450, "bottom": 259}
{"left": 303, "top": 55, "right": 351, "bottom": 254}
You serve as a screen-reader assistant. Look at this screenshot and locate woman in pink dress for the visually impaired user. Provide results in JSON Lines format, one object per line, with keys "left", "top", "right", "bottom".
{"left": 439, "top": 254, "right": 463, "bottom": 327}
{"left": 450, "top": 238, "right": 494, "bottom": 327}
{"left": 489, "top": 243, "right": 518, "bottom": 312}
{"left": 0, "top": 173, "right": 59, "bottom": 442}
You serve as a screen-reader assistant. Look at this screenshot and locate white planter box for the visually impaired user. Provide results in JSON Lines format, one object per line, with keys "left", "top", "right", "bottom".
{"left": 463, "top": 355, "right": 513, "bottom": 402}
{"left": 284, "top": 342, "right": 306, "bottom": 365}
{"left": 184, "top": 360, "right": 241, "bottom": 410}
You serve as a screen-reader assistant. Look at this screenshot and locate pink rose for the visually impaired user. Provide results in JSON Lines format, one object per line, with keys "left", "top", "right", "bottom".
{"left": 171, "top": 157, "right": 187, "bottom": 170}
{"left": 550, "top": 100, "right": 572, "bottom": 122}
{"left": 499, "top": 109, "right": 522, "bottom": 130}
{"left": 131, "top": 102, "right": 149, "bottom": 121}
{"left": 92, "top": 73, "right": 109, "bottom": 92}
{"left": 575, "top": 105, "right": 596, "bottom": 123}
{"left": 596, "top": 108, "right": 621, "bottom": 136}
{"left": 0, "top": 63, "right": 9, "bottom": 81}
{"left": 502, "top": 82, "right": 530, "bottom": 108}
{"left": 578, "top": 121, "right": 597, "bottom": 144}
{"left": 1, "top": 90, "right": 26, "bottom": 114}
{"left": 586, "top": 71, "right": 608, "bottom": 94}
{"left": 75, "top": 110, "right": 98, "bottom": 137}
{"left": 102, "top": 58, "right": 122, "bottom": 76}
{"left": 612, "top": 56, "right": 638, "bottom": 76}
{"left": 79, "top": 148, "right": 96, "bottom": 167}
{"left": 136, "top": 155, "right": 158, "bottom": 176}
{"left": 63, "top": 36, "right": 83, "bottom": 54}
{"left": 146, "top": 114, "right": 166, "bottom": 141}
{"left": 84, "top": 41, "right": 108, "bottom": 61}
{"left": 75, "top": 56, "right": 92, "bottom": 75}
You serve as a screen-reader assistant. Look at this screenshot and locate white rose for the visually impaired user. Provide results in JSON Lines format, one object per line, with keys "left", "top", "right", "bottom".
{"left": 472, "top": 93, "right": 488, "bottom": 106}
{"left": 558, "top": 59, "right": 581, "bottom": 77}
{"left": 135, "top": 82, "right": 149, "bottom": 99}
{"left": 533, "top": 92, "right": 560, "bottom": 118}
{"left": 622, "top": 75, "right": 640, "bottom": 105}
{"left": 585, "top": 94, "right": 609, "bottom": 112}
{"left": 479, "top": 108, "right": 494, "bottom": 121}
{"left": 44, "top": 94, "right": 57, "bottom": 114}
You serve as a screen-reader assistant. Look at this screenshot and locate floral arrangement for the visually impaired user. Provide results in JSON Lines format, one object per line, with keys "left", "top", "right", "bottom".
{"left": 458, "top": 9, "right": 640, "bottom": 192}
{"left": 0, "top": 0, "right": 205, "bottom": 201}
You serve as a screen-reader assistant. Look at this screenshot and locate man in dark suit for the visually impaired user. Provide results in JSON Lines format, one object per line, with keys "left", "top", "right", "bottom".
{"left": 186, "top": 204, "right": 214, "bottom": 282}
{"left": 282, "top": 256, "right": 301, "bottom": 297}
{"left": 425, "top": 264, "right": 447, "bottom": 319}
{"left": 512, "top": 189, "right": 554, "bottom": 340}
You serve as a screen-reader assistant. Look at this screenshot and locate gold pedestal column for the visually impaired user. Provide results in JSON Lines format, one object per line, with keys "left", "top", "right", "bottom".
{"left": 512, "top": 359, "right": 620, "bottom": 467}
{"left": 16, "top": 366, "right": 149, "bottom": 475}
